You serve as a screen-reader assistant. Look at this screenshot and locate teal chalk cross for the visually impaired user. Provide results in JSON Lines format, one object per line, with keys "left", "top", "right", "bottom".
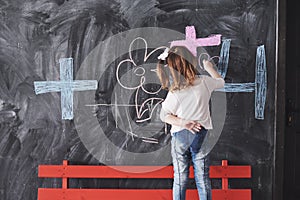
{"left": 34, "top": 58, "right": 98, "bottom": 120}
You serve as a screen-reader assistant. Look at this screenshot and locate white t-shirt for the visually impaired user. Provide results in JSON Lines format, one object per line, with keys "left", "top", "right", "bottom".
{"left": 160, "top": 75, "right": 225, "bottom": 133}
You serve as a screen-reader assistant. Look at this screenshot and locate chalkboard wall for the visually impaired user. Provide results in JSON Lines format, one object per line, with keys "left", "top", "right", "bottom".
{"left": 0, "top": 0, "right": 276, "bottom": 199}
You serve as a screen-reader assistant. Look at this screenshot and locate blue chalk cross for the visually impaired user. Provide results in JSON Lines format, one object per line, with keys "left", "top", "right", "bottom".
{"left": 215, "top": 40, "right": 267, "bottom": 120}
{"left": 34, "top": 58, "right": 98, "bottom": 120}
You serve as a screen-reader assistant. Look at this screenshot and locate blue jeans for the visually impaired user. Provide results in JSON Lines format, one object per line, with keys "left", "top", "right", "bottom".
{"left": 171, "top": 128, "right": 211, "bottom": 200}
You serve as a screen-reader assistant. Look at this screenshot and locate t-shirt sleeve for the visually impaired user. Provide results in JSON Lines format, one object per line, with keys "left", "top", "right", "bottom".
{"left": 160, "top": 92, "right": 179, "bottom": 122}
{"left": 203, "top": 75, "right": 225, "bottom": 93}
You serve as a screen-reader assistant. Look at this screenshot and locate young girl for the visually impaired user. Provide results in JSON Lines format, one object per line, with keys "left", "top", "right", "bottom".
{"left": 156, "top": 46, "right": 225, "bottom": 200}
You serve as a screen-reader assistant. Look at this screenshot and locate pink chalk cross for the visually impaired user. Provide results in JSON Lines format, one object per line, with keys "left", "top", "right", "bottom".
{"left": 170, "top": 26, "right": 222, "bottom": 56}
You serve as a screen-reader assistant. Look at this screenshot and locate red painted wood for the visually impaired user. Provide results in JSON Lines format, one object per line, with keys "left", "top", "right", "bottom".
{"left": 209, "top": 166, "right": 251, "bottom": 178}
{"left": 39, "top": 164, "right": 195, "bottom": 178}
{"left": 38, "top": 160, "right": 252, "bottom": 200}
{"left": 212, "top": 189, "right": 251, "bottom": 200}
{"left": 38, "top": 189, "right": 199, "bottom": 200}
{"left": 222, "top": 160, "right": 228, "bottom": 190}
{"left": 62, "top": 160, "right": 68, "bottom": 189}
{"left": 39, "top": 163, "right": 251, "bottom": 179}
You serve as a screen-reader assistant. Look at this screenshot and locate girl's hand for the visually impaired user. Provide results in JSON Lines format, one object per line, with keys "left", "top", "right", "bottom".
{"left": 182, "top": 120, "right": 202, "bottom": 134}
{"left": 202, "top": 59, "right": 214, "bottom": 71}
{"left": 202, "top": 59, "right": 222, "bottom": 79}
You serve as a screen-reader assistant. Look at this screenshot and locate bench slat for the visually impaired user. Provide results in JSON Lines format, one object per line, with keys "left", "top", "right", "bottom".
{"left": 210, "top": 166, "right": 251, "bottom": 178}
{"left": 39, "top": 165, "right": 251, "bottom": 178}
{"left": 38, "top": 165, "right": 196, "bottom": 178}
{"left": 212, "top": 189, "right": 251, "bottom": 200}
{"left": 38, "top": 188, "right": 199, "bottom": 200}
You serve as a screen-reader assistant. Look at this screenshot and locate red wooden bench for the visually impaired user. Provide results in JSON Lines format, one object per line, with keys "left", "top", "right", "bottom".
{"left": 38, "top": 160, "right": 251, "bottom": 200}
{"left": 210, "top": 160, "right": 251, "bottom": 200}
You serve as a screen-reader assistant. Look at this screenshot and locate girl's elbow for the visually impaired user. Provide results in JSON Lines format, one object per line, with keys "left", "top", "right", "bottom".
{"left": 220, "top": 78, "right": 225, "bottom": 87}
{"left": 216, "top": 78, "right": 225, "bottom": 88}
{"left": 160, "top": 110, "right": 172, "bottom": 122}
{"left": 160, "top": 114, "right": 166, "bottom": 122}
{"left": 160, "top": 111, "right": 167, "bottom": 122}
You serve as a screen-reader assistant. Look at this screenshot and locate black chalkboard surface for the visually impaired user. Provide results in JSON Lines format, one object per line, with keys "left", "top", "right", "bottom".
{"left": 0, "top": 0, "right": 276, "bottom": 199}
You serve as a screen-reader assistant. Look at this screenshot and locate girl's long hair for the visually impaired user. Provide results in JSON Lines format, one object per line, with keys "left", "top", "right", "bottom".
{"left": 156, "top": 46, "right": 198, "bottom": 91}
